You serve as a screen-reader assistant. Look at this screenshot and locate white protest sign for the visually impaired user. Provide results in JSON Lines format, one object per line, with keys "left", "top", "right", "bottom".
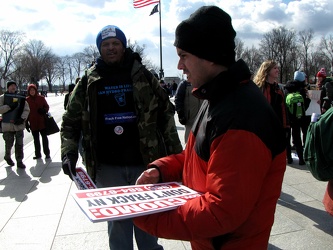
{"left": 72, "top": 182, "right": 200, "bottom": 222}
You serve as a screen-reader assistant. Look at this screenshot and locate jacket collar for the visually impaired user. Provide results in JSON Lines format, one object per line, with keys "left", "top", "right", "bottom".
{"left": 193, "top": 59, "right": 252, "bottom": 101}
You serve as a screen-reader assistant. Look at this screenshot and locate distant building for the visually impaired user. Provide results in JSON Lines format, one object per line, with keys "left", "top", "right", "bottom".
{"left": 164, "top": 77, "right": 181, "bottom": 85}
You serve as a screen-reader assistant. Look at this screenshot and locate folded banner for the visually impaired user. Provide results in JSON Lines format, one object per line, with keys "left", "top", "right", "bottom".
{"left": 72, "top": 182, "right": 201, "bottom": 223}
{"left": 2, "top": 93, "right": 26, "bottom": 123}
{"left": 44, "top": 113, "right": 60, "bottom": 135}
{"left": 71, "top": 167, "right": 97, "bottom": 190}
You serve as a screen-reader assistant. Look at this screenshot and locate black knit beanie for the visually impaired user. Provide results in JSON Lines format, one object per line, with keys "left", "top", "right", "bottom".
{"left": 174, "top": 6, "right": 236, "bottom": 67}
{"left": 6, "top": 80, "right": 17, "bottom": 89}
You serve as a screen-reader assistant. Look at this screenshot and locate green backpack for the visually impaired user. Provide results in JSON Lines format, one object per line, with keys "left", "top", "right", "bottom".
{"left": 286, "top": 92, "right": 305, "bottom": 119}
{"left": 303, "top": 108, "right": 333, "bottom": 181}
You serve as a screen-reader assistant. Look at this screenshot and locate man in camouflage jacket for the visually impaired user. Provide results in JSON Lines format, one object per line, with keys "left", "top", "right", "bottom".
{"left": 60, "top": 25, "right": 182, "bottom": 250}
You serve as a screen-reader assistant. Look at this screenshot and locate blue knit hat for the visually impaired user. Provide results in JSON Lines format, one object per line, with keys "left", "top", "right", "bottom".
{"left": 294, "top": 71, "right": 305, "bottom": 82}
{"left": 96, "top": 25, "right": 127, "bottom": 54}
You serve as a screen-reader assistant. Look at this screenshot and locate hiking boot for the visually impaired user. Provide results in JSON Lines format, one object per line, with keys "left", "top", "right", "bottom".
{"left": 287, "top": 158, "right": 293, "bottom": 164}
{"left": 4, "top": 156, "right": 15, "bottom": 166}
{"left": 17, "top": 162, "right": 26, "bottom": 169}
{"left": 33, "top": 156, "right": 41, "bottom": 160}
{"left": 299, "top": 160, "right": 305, "bottom": 165}
{"left": 45, "top": 155, "right": 51, "bottom": 159}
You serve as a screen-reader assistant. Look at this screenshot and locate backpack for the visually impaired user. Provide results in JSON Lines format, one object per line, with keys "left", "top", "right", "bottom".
{"left": 303, "top": 107, "right": 333, "bottom": 181}
{"left": 286, "top": 92, "right": 305, "bottom": 119}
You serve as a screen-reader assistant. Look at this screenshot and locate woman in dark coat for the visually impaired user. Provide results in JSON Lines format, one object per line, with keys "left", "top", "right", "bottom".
{"left": 26, "top": 84, "right": 50, "bottom": 159}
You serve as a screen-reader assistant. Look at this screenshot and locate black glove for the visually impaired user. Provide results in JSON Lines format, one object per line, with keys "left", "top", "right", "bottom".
{"left": 26, "top": 122, "right": 31, "bottom": 132}
{"left": 14, "top": 118, "right": 25, "bottom": 125}
{"left": 38, "top": 108, "right": 47, "bottom": 115}
{"left": 62, "top": 154, "right": 78, "bottom": 180}
{"left": 177, "top": 111, "right": 186, "bottom": 125}
{"left": 8, "top": 102, "right": 18, "bottom": 110}
{"left": 285, "top": 128, "right": 291, "bottom": 139}
{"left": 179, "top": 117, "right": 187, "bottom": 125}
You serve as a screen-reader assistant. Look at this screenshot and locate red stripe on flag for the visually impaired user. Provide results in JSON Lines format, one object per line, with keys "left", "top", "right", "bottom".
{"left": 133, "top": 0, "right": 160, "bottom": 8}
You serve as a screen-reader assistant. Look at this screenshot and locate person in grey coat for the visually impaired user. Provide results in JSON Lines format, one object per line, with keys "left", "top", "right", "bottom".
{"left": 174, "top": 80, "right": 203, "bottom": 142}
{"left": 0, "top": 80, "right": 30, "bottom": 168}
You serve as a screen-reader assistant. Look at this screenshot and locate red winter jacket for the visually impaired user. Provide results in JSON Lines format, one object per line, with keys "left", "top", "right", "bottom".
{"left": 134, "top": 60, "right": 286, "bottom": 250}
{"left": 26, "top": 84, "right": 50, "bottom": 131}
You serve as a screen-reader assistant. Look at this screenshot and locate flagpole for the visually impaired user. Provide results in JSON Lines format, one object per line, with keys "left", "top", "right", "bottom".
{"left": 159, "top": 1, "right": 164, "bottom": 79}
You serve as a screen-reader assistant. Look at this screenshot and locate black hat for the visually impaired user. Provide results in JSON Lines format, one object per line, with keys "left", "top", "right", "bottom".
{"left": 174, "top": 6, "right": 236, "bottom": 67}
{"left": 68, "top": 84, "right": 75, "bottom": 93}
{"left": 6, "top": 80, "right": 17, "bottom": 89}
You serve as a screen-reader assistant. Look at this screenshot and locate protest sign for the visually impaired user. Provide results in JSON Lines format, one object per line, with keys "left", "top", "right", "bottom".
{"left": 72, "top": 182, "right": 200, "bottom": 222}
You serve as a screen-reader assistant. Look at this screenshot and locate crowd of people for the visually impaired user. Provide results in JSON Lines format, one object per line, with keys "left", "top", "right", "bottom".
{"left": 252, "top": 60, "right": 333, "bottom": 165}
{"left": 1, "top": 4, "right": 333, "bottom": 250}
{"left": 0, "top": 80, "right": 77, "bottom": 167}
{"left": 158, "top": 79, "right": 178, "bottom": 97}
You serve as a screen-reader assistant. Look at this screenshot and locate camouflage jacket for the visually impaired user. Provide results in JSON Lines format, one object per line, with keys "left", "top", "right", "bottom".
{"left": 61, "top": 50, "right": 182, "bottom": 181}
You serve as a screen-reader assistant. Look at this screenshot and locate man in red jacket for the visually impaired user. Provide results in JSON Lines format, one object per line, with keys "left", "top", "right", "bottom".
{"left": 134, "top": 5, "right": 286, "bottom": 250}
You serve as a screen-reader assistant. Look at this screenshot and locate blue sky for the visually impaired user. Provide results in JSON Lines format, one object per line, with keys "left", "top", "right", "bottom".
{"left": 1, "top": 0, "right": 332, "bottom": 78}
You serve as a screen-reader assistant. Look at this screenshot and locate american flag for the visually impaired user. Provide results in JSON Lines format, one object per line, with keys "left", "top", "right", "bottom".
{"left": 133, "top": 0, "right": 160, "bottom": 9}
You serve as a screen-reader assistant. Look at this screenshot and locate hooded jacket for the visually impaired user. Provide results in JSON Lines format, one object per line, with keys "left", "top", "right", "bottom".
{"left": 26, "top": 84, "right": 50, "bottom": 131}
{"left": 134, "top": 60, "right": 286, "bottom": 250}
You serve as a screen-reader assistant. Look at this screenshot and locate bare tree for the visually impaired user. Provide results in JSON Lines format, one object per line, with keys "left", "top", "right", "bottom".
{"left": 11, "top": 53, "right": 31, "bottom": 91}
{"left": 71, "top": 52, "right": 86, "bottom": 80}
{"left": 128, "top": 39, "right": 158, "bottom": 72}
{"left": 0, "top": 30, "right": 25, "bottom": 92}
{"left": 64, "top": 55, "right": 76, "bottom": 84}
{"left": 288, "top": 47, "right": 302, "bottom": 81}
{"left": 259, "top": 26, "right": 297, "bottom": 83}
{"left": 235, "top": 38, "right": 245, "bottom": 60}
{"left": 319, "top": 35, "right": 333, "bottom": 73}
{"left": 20, "top": 39, "right": 54, "bottom": 91}
{"left": 4, "top": 26, "right": 332, "bottom": 89}
{"left": 297, "top": 29, "right": 314, "bottom": 77}
{"left": 44, "top": 54, "right": 61, "bottom": 92}
{"left": 242, "top": 46, "right": 263, "bottom": 74}
{"left": 82, "top": 45, "right": 99, "bottom": 66}
{"left": 56, "top": 56, "right": 70, "bottom": 91}
{"left": 307, "top": 51, "right": 324, "bottom": 83}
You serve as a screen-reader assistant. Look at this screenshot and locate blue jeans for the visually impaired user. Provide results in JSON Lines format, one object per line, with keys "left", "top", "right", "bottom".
{"left": 95, "top": 163, "right": 164, "bottom": 250}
